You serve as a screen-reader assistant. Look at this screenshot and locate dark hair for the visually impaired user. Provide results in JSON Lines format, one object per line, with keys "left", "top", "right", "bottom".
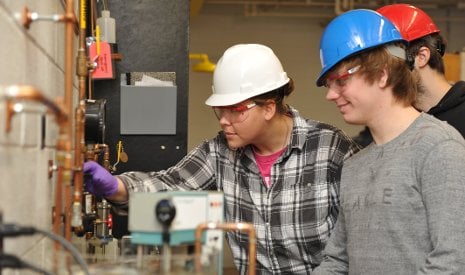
{"left": 408, "top": 33, "right": 446, "bottom": 74}
{"left": 251, "top": 78, "right": 294, "bottom": 114}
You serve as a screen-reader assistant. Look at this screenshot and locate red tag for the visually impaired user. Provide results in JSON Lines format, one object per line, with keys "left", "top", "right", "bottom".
{"left": 89, "top": 42, "right": 114, "bottom": 79}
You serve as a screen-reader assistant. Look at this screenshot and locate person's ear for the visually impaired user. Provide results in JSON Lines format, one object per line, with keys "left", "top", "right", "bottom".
{"left": 378, "top": 68, "right": 388, "bottom": 89}
{"left": 264, "top": 101, "right": 277, "bottom": 120}
{"left": 414, "top": 46, "right": 430, "bottom": 68}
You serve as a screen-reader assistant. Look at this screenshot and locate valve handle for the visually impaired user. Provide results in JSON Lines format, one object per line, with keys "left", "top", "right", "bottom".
{"left": 155, "top": 199, "right": 176, "bottom": 244}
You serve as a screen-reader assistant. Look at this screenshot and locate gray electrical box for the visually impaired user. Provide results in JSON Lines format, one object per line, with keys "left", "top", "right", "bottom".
{"left": 129, "top": 191, "right": 224, "bottom": 246}
{"left": 120, "top": 84, "right": 177, "bottom": 135}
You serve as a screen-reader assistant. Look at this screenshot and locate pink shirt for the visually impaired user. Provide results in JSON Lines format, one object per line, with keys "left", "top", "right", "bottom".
{"left": 253, "top": 146, "right": 287, "bottom": 187}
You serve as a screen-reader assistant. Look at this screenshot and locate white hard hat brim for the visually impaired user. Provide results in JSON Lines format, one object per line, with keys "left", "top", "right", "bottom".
{"left": 205, "top": 78, "right": 289, "bottom": 107}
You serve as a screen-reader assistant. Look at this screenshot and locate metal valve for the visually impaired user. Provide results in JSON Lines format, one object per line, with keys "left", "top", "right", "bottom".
{"left": 155, "top": 199, "right": 176, "bottom": 244}
{"left": 155, "top": 199, "right": 176, "bottom": 273}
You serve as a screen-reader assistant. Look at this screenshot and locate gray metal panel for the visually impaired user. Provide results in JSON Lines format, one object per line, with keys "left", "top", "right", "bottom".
{"left": 129, "top": 191, "right": 208, "bottom": 233}
{"left": 120, "top": 85, "right": 177, "bottom": 135}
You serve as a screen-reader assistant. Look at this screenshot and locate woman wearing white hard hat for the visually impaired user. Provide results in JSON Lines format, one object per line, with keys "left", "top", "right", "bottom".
{"left": 83, "top": 43, "right": 359, "bottom": 274}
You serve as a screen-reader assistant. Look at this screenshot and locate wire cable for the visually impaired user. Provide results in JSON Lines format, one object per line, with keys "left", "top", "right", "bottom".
{"left": 0, "top": 253, "right": 53, "bottom": 275}
{"left": 0, "top": 223, "right": 90, "bottom": 275}
{"left": 34, "top": 228, "right": 90, "bottom": 275}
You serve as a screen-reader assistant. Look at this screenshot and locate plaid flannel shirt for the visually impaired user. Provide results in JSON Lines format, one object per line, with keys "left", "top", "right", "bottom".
{"left": 118, "top": 107, "right": 359, "bottom": 274}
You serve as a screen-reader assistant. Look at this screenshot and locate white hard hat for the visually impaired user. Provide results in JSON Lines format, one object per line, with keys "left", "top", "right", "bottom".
{"left": 205, "top": 44, "right": 289, "bottom": 107}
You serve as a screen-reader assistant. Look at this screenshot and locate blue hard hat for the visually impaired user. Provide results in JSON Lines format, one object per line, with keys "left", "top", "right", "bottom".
{"left": 316, "top": 9, "right": 406, "bottom": 86}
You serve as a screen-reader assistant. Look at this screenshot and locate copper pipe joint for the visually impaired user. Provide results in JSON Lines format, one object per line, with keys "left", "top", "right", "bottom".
{"left": 20, "top": 5, "right": 77, "bottom": 33}
{"left": 2, "top": 85, "right": 68, "bottom": 133}
{"left": 21, "top": 6, "right": 64, "bottom": 29}
{"left": 195, "top": 222, "right": 256, "bottom": 275}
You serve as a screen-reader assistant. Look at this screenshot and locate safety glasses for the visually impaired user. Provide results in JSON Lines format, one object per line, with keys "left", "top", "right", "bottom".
{"left": 212, "top": 102, "right": 257, "bottom": 123}
{"left": 323, "top": 65, "right": 361, "bottom": 92}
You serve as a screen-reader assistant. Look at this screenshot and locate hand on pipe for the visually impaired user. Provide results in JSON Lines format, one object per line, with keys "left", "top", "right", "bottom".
{"left": 83, "top": 161, "right": 118, "bottom": 197}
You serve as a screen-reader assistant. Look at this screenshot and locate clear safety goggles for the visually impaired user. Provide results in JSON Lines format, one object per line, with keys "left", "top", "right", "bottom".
{"left": 212, "top": 102, "right": 257, "bottom": 123}
{"left": 323, "top": 65, "right": 361, "bottom": 92}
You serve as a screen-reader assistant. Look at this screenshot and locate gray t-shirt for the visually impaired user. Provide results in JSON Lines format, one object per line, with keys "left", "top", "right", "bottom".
{"left": 314, "top": 113, "right": 465, "bottom": 274}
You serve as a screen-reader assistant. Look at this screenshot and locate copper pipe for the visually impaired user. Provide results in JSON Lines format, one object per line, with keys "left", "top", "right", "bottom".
{"left": 62, "top": 0, "right": 76, "bottom": 246}
{"left": 86, "top": 0, "right": 97, "bottom": 100}
{"left": 90, "top": 144, "right": 111, "bottom": 171}
{"left": 195, "top": 222, "right": 257, "bottom": 275}
{"left": 64, "top": 0, "right": 75, "bottom": 140}
{"left": 54, "top": 131, "right": 73, "bottom": 254}
{"left": 71, "top": 0, "right": 91, "bottom": 230}
{"left": 52, "top": 167, "right": 64, "bottom": 273}
{"left": 64, "top": 179, "right": 72, "bottom": 242}
{"left": 4, "top": 100, "right": 15, "bottom": 133}
{"left": 92, "top": 144, "right": 101, "bottom": 162}
{"left": 51, "top": 133, "right": 73, "bottom": 274}
{"left": 71, "top": 100, "right": 85, "bottom": 229}
{"left": 52, "top": 130, "right": 72, "bottom": 273}
{"left": 101, "top": 144, "right": 111, "bottom": 171}
{"left": 20, "top": 5, "right": 78, "bottom": 34}
{"left": 2, "top": 85, "right": 68, "bottom": 132}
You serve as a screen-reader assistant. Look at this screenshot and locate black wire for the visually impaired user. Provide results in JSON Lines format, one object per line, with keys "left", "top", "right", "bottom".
{"left": 0, "top": 253, "right": 52, "bottom": 275}
{"left": 0, "top": 223, "right": 90, "bottom": 274}
{"left": 34, "top": 228, "right": 90, "bottom": 275}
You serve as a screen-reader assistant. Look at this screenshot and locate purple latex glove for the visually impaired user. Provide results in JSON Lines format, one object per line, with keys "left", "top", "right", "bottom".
{"left": 83, "top": 161, "right": 118, "bottom": 197}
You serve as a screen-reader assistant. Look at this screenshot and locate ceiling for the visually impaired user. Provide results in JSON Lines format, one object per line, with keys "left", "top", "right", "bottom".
{"left": 191, "top": 0, "right": 465, "bottom": 22}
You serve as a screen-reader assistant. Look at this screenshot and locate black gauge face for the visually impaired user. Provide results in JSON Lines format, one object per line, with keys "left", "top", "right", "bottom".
{"left": 155, "top": 199, "right": 176, "bottom": 226}
{"left": 85, "top": 99, "right": 107, "bottom": 144}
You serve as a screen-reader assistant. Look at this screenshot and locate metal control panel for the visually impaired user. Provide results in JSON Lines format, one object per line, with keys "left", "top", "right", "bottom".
{"left": 129, "top": 191, "right": 224, "bottom": 247}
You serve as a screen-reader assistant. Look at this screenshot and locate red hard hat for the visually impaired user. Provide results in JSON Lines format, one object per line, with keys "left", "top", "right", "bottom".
{"left": 377, "top": 4, "right": 440, "bottom": 42}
